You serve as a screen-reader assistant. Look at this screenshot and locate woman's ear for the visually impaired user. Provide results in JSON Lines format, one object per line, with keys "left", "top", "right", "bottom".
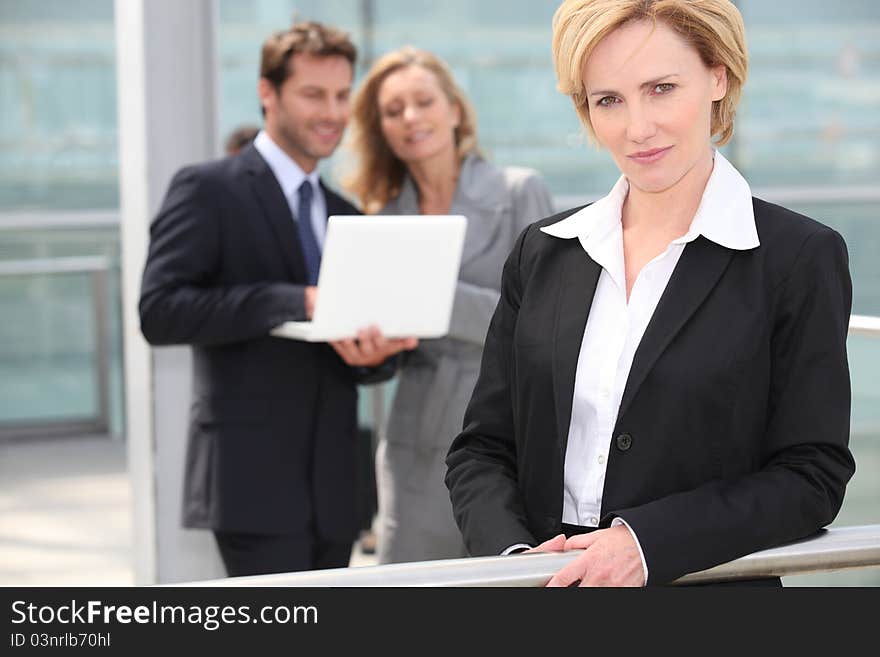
{"left": 451, "top": 100, "right": 462, "bottom": 129}
{"left": 711, "top": 65, "right": 728, "bottom": 102}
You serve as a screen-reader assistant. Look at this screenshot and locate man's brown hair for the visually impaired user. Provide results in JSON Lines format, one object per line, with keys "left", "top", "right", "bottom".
{"left": 260, "top": 20, "right": 357, "bottom": 91}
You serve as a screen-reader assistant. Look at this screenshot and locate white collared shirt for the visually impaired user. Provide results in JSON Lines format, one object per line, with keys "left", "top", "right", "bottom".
{"left": 535, "top": 151, "right": 759, "bottom": 579}
{"left": 253, "top": 130, "right": 328, "bottom": 247}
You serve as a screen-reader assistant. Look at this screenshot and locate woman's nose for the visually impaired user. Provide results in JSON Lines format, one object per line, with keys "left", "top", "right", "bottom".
{"left": 626, "top": 102, "right": 657, "bottom": 143}
{"left": 402, "top": 103, "right": 419, "bottom": 122}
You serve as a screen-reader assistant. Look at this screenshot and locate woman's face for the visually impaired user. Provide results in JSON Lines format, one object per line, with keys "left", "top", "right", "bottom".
{"left": 377, "top": 65, "right": 461, "bottom": 166}
{"left": 583, "top": 19, "right": 727, "bottom": 195}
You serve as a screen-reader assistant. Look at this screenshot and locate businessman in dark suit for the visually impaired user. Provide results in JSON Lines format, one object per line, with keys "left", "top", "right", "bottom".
{"left": 139, "top": 21, "right": 415, "bottom": 577}
{"left": 446, "top": 0, "right": 855, "bottom": 586}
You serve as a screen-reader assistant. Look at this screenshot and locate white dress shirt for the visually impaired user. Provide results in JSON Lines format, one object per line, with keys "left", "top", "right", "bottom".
{"left": 253, "top": 130, "right": 328, "bottom": 248}
{"left": 505, "top": 152, "right": 759, "bottom": 581}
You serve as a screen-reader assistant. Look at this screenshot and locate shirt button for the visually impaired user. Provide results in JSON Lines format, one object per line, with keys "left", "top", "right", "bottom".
{"left": 601, "top": 388, "right": 610, "bottom": 399}
{"left": 598, "top": 454, "right": 606, "bottom": 465}
{"left": 589, "top": 517, "right": 598, "bottom": 525}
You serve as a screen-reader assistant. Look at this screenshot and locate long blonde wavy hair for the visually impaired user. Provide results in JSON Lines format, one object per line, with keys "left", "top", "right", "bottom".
{"left": 343, "top": 46, "right": 480, "bottom": 214}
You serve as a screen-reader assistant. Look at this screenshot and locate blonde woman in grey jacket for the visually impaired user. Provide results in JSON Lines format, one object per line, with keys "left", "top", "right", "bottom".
{"left": 345, "top": 46, "right": 554, "bottom": 564}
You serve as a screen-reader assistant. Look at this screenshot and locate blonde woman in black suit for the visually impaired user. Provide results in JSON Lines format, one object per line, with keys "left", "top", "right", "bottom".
{"left": 446, "top": 0, "right": 854, "bottom": 586}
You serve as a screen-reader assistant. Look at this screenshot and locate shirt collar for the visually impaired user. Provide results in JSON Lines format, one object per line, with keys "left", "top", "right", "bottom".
{"left": 253, "top": 130, "right": 321, "bottom": 199}
{"left": 541, "top": 150, "right": 759, "bottom": 251}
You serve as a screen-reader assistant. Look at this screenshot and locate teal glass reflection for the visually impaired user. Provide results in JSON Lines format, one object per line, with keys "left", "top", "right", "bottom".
{"left": 0, "top": 226, "right": 123, "bottom": 437}
{"left": 736, "top": 0, "right": 880, "bottom": 187}
{"left": 0, "top": 0, "right": 117, "bottom": 211}
{"left": 0, "top": 271, "right": 99, "bottom": 423}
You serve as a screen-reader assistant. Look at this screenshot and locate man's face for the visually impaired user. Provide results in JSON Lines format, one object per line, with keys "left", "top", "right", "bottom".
{"left": 259, "top": 53, "right": 353, "bottom": 172}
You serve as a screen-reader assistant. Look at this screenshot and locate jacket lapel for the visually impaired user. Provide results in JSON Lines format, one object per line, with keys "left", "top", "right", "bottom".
{"left": 321, "top": 180, "right": 359, "bottom": 217}
{"left": 242, "top": 145, "right": 308, "bottom": 282}
{"left": 552, "top": 242, "right": 602, "bottom": 455}
{"left": 616, "top": 236, "right": 734, "bottom": 423}
{"left": 453, "top": 155, "right": 507, "bottom": 269}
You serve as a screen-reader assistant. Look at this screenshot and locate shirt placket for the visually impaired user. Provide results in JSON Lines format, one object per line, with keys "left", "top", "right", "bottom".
{"left": 579, "top": 285, "right": 627, "bottom": 526}
{"left": 598, "top": 294, "right": 628, "bottom": 520}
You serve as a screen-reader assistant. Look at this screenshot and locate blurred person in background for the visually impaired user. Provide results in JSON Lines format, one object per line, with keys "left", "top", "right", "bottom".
{"left": 224, "top": 124, "right": 260, "bottom": 155}
{"left": 445, "top": 0, "right": 854, "bottom": 586}
{"left": 139, "top": 21, "right": 415, "bottom": 577}
{"left": 224, "top": 118, "right": 381, "bottom": 559}
{"left": 345, "top": 46, "right": 554, "bottom": 564}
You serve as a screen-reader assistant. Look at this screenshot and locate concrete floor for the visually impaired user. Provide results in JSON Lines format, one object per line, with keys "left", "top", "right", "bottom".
{"left": 0, "top": 435, "right": 377, "bottom": 586}
{"left": 0, "top": 435, "right": 134, "bottom": 586}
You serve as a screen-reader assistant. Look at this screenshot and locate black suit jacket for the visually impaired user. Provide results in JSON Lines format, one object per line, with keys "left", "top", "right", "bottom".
{"left": 445, "top": 198, "right": 855, "bottom": 584}
{"left": 140, "top": 143, "right": 381, "bottom": 540}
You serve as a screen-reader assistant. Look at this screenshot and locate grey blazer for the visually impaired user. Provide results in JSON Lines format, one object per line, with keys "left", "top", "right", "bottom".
{"left": 377, "top": 153, "right": 554, "bottom": 563}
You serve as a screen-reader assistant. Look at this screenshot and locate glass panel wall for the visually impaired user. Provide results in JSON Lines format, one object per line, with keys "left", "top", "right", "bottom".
{"left": 737, "top": 0, "right": 880, "bottom": 188}
{"left": 1, "top": 269, "right": 101, "bottom": 423}
{"left": 0, "top": 225, "right": 123, "bottom": 438}
{"left": 0, "top": 0, "right": 121, "bottom": 438}
{"left": 0, "top": 0, "right": 118, "bottom": 211}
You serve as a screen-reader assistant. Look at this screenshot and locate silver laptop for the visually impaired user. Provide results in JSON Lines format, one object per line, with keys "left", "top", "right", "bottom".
{"left": 271, "top": 214, "right": 467, "bottom": 342}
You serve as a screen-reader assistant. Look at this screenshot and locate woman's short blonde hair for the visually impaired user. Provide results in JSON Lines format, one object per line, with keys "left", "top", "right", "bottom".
{"left": 552, "top": 0, "right": 748, "bottom": 146}
{"left": 343, "top": 46, "right": 479, "bottom": 214}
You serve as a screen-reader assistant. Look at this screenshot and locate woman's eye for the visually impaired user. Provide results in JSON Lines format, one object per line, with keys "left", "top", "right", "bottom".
{"left": 597, "top": 96, "right": 619, "bottom": 108}
{"left": 653, "top": 82, "right": 675, "bottom": 94}
{"left": 417, "top": 97, "right": 434, "bottom": 108}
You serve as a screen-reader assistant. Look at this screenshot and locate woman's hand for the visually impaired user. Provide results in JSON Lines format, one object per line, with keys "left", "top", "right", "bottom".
{"left": 545, "top": 525, "right": 645, "bottom": 587}
{"left": 524, "top": 534, "right": 567, "bottom": 554}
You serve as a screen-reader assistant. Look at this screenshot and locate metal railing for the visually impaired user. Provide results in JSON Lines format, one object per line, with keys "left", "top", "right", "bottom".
{"left": 850, "top": 314, "right": 880, "bottom": 338}
{"left": 0, "top": 255, "right": 112, "bottom": 440}
{"left": 181, "top": 524, "right": 880, "bottom": 587}
{"left": 555, "top": 184, "right": 880, "bottom": 216}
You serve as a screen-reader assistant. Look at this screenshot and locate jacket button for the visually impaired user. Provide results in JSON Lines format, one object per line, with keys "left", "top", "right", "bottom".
{"left": 616, "top": 433, "right": 633, "bottom": 451}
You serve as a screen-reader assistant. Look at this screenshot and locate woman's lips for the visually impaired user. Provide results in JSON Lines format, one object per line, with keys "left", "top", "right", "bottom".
{"left": 627, "top": 145, "right": 672, "bottom": 164}
{"left": 406, "top": 130, "right": 431, "bottom": 144}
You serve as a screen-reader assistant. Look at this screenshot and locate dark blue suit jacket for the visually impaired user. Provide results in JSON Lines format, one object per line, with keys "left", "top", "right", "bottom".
{"left": 140, "top": 144, "right": 383, "bottom": 540}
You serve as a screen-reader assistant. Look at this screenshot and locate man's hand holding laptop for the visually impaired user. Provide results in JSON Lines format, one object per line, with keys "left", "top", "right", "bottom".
{"left": 305, "top": 285, "right": 418, "bottom": 367}
{"left": 304, "top": 285, "right": 319, "bottom": 321}
{"left": 330, "top": 327, "right": 418, "bottom": 367}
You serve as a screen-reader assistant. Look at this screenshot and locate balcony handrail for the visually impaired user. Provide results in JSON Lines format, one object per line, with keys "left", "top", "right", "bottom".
{"left": 0, "top": 210, "right": 120, "bottom": 231}
{"left": 178, "top": 524, "right": 880, "bottom": 587}
{"left": 0, "top": 253, "right": 877, "bottom": 340}
{"left": 850, "top": 314, "right": 880, "bottom": 337}
{"left": 0, "top": 255, "right": 110, "bottom": 276}
{"left": 555, "top": 184, "right": 880, "bottom": 211}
